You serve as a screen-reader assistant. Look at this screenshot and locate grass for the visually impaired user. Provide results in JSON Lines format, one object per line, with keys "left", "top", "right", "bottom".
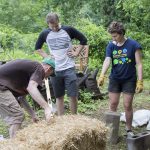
{"left": 0, "top": 119, "right": 8, "bottom": 138}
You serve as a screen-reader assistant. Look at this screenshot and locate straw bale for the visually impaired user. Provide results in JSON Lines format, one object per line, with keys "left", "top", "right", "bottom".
{"left": 0, "top": 115, "right": 108, "bottom": 150}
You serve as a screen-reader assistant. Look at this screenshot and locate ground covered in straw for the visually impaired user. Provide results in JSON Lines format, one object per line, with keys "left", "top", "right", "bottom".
{"left": 0, "top": 115, "right": 108, "bottom": 150}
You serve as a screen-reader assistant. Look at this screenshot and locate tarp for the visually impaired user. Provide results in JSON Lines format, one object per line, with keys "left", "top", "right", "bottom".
{"left": 120, "top": 109, "right": 150, "bottom": 130}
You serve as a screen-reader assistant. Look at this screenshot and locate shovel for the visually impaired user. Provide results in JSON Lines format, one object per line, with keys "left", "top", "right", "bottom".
{"left": 44, "top": 78, "right": 57, "bottom": 114}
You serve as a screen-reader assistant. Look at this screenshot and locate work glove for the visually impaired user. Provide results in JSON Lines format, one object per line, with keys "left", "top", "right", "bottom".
{"left": 98, "top": 73, "right": 105, "bottom": 86}
{"left": 136, "top": 80, "right": 143, "bottom": 93}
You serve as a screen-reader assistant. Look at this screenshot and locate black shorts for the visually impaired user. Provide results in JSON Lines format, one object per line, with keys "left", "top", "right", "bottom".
{"left": 108, "top": 79, "right": 136, "bottom": 94}
{"left": 50, "top": 67, "right": 78, "bottom": 98}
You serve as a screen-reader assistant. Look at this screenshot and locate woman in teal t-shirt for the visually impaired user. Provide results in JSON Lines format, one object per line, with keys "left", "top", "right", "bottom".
{"left": 98, "top": 21, "right": 143, "bottom": 137}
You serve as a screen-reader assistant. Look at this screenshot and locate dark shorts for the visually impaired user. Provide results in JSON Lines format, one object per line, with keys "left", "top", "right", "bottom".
{"left": 50, "top": 67, "right": 78, "bottom": 98}
{"left": 108, "top": 79, "right": 136, "bottom": 94}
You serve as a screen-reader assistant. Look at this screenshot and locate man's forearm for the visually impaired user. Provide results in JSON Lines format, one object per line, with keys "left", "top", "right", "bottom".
{"left": 137, "top": 63, "right": 143, "bottom": 80}
{"left": 135, "top": 50, "right": 143, "bottom": 81}
{"left": 101, "top": 57, "right": 111, "bottom": 75}
{"left": 18, "top": 96, "right": 35, "bottom": 117}
{"left": 27, "top": 87, "right": 49, "bottom": 110}
{"left": 76, "top": 45, "right": 84, "bottom": 56}
{"left": 27, "top": 80, "right": 52, "bottom": 122}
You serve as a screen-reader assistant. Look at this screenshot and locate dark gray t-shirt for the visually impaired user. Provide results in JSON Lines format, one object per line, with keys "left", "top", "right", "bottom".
{"left": 0, "top": 59, "right": 45, "bottom": 97}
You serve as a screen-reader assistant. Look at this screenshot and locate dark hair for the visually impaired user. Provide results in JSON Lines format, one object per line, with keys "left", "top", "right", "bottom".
{"left": 46, "top": 12, "right": 59, "bottom": 24}
{"left": 108, "top": 21, "right": 125, "bottom": 35}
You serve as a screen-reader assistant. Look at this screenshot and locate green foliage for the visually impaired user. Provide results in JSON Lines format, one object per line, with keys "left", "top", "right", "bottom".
{"left": 143, "top": 59, "right": 150, "bottom": 79}
{"left": 78, "top": 90, "right": 100, "bottom": 113}
{"left": 76, "top": 19, "right": 110, "bottom": 61}
{"left": 0, "top": 0, "right": 49, "bottom": 33}
{"left": 0, "top": 24, "right": 39, "bottom": 59}
{"left": 0, "top": 119, "right": 8, "bottom": 138}
{"left": 126, "top": 30, "right": 150, "bottom": 78}
{"left": 121, "top": 0, "right": 150, "bottom": 34}
{"left": 127, "top": 30, "right": 150, "bottom": 54}
{"left": 49, "top": 0, "right": 86, "bottom": 25}
{"left": 86, "top": 0, "right": 127, "bottom": 26}
{"left": 0, "top": 24, "right": 22, "bottom": 51}
{"left": 64, "top": 90, "right": 100, "bottom": 114}
{"left": 0, "top": 1, "right": 149, "bottom": 79}
{"left": 88, "top": 58, "right": 102, "bottom": 69}
{"left": 0, "top": 50, "right": 41, "bottom": 62}
{"left": 0, "top": 0, "right": 149, "bottom": 35}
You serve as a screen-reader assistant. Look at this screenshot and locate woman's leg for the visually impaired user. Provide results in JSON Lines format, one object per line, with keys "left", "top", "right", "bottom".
{"left": 109, "top": 92, "right": 120, "bottom": 111}
{"left": 123, "top": 93, "right": 134, "bottom": 130}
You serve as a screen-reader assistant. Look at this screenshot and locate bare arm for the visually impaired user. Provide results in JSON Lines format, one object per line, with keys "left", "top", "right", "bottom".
{"left": 135, "top": 50, "right": 143, "bottom": 80}
{"left": 27, "top": 80, "right": 52, "bottom": 122}
{"left": 97, "top": 57, "right": 111, "bottom": 86}
{"left": 27, "top": 80, "right": 49, "bottom": 109}
{"left": 101, "top": 57, "right": 111, "bottom": 75}
{"left": 18, "top": 96, "right": 38, "bottom": 122}
{"left": 74, "top": 45, "right": 84, "bottom": 56}
{"left": 67, "top": 45, "right": 84, "bottom": 57}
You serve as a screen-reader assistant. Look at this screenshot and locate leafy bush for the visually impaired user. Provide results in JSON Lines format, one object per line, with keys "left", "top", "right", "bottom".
{"left": 0, "top": 24, "right": 22, "bottom": 51}
{"left": 0, "top": 50, "right": 42, "bottom": 62}
{"left": 77, "top": 90, "right": 100, "bottom": 113}
{"left": 127, "top": 30, "right": 150, "bottom": 54}
{"left": 75, "top": 19, "right": 110, "bottom": 61}
{"left": 127, "top": 30, "right": 150, "bottom": 79}
{"left": 0, "top": 21, "right": 149, "bottom": 79}
{"left": 0, "top": 24, "right": 38, "bottom": 54}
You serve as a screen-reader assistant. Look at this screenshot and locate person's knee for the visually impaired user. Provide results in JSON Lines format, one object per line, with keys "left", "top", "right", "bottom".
{"left": 110, "top": 101, "right": 118, "bottom": 110}
{"left": 70, "top": 97, "right": 77, "bottom": 101}
{"left": 56, "top": 96, "right": 64, "bottom": 102}
{"left": 124, "top": 103, "right": 132, "bottom": 111}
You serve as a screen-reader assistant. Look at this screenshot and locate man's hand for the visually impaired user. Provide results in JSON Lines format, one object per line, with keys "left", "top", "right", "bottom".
{"left": 67, "top": 48, "right": 78, "bottom": 58}
{"left": 98, "top": 74, "right": 105, "bottom": 87}
{"left": 136, "top": 80, "right": 143, "bottom": 93}
{"left": 44, "top": 106, "right": 53, "bottom": 123}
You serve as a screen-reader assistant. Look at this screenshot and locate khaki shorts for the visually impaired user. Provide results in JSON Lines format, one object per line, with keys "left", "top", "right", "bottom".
{"left": 0, "top": 90, "right": 25, "bottom": 126}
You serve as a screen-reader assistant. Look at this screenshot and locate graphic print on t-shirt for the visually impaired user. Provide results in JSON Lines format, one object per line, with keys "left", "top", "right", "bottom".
{"left": 46, "top": 29, "right": 72, "bottom": 61}
{"left": 113, "top": 48, "right": 131, "bottom": 65}
{"left": 46, "top": 29, "right": 75, "bottom": 71}
{"left": 47, "top": 36, "right": 70, "bottom": 51}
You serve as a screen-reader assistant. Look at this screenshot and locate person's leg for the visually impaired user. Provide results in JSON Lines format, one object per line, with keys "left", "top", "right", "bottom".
{"left": 0, "top": 90, "right": 24, "bottom": 138}
{"left": 108, "top": 79, "right": 121, "bottom": 111}
{"left": 69, "top": 96, "right": 78, "bottom": 114}
{"left": 56, "top": 96, "right": 64, "bottom": 116}
{"left": 9, "top": 124, "right": 22, "bottom": 138}
{"left": 65, "top": 67, "right": 78, "bottom": 114}
{"left": 123, "top": 93, "right": 134, "bottom": 131}
{"left": 109, "top": 92, "right": 120, "bottom": 111}
{"left": 50, "top": 76, "right": 65, "bottom": 116}
{"left": 122, "top": 80, "right": 136, "bottom": 132}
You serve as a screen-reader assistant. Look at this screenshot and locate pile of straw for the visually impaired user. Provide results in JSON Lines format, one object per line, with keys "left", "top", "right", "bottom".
{"left": 0, "top": 115, "right": 108, "bottom": 150}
